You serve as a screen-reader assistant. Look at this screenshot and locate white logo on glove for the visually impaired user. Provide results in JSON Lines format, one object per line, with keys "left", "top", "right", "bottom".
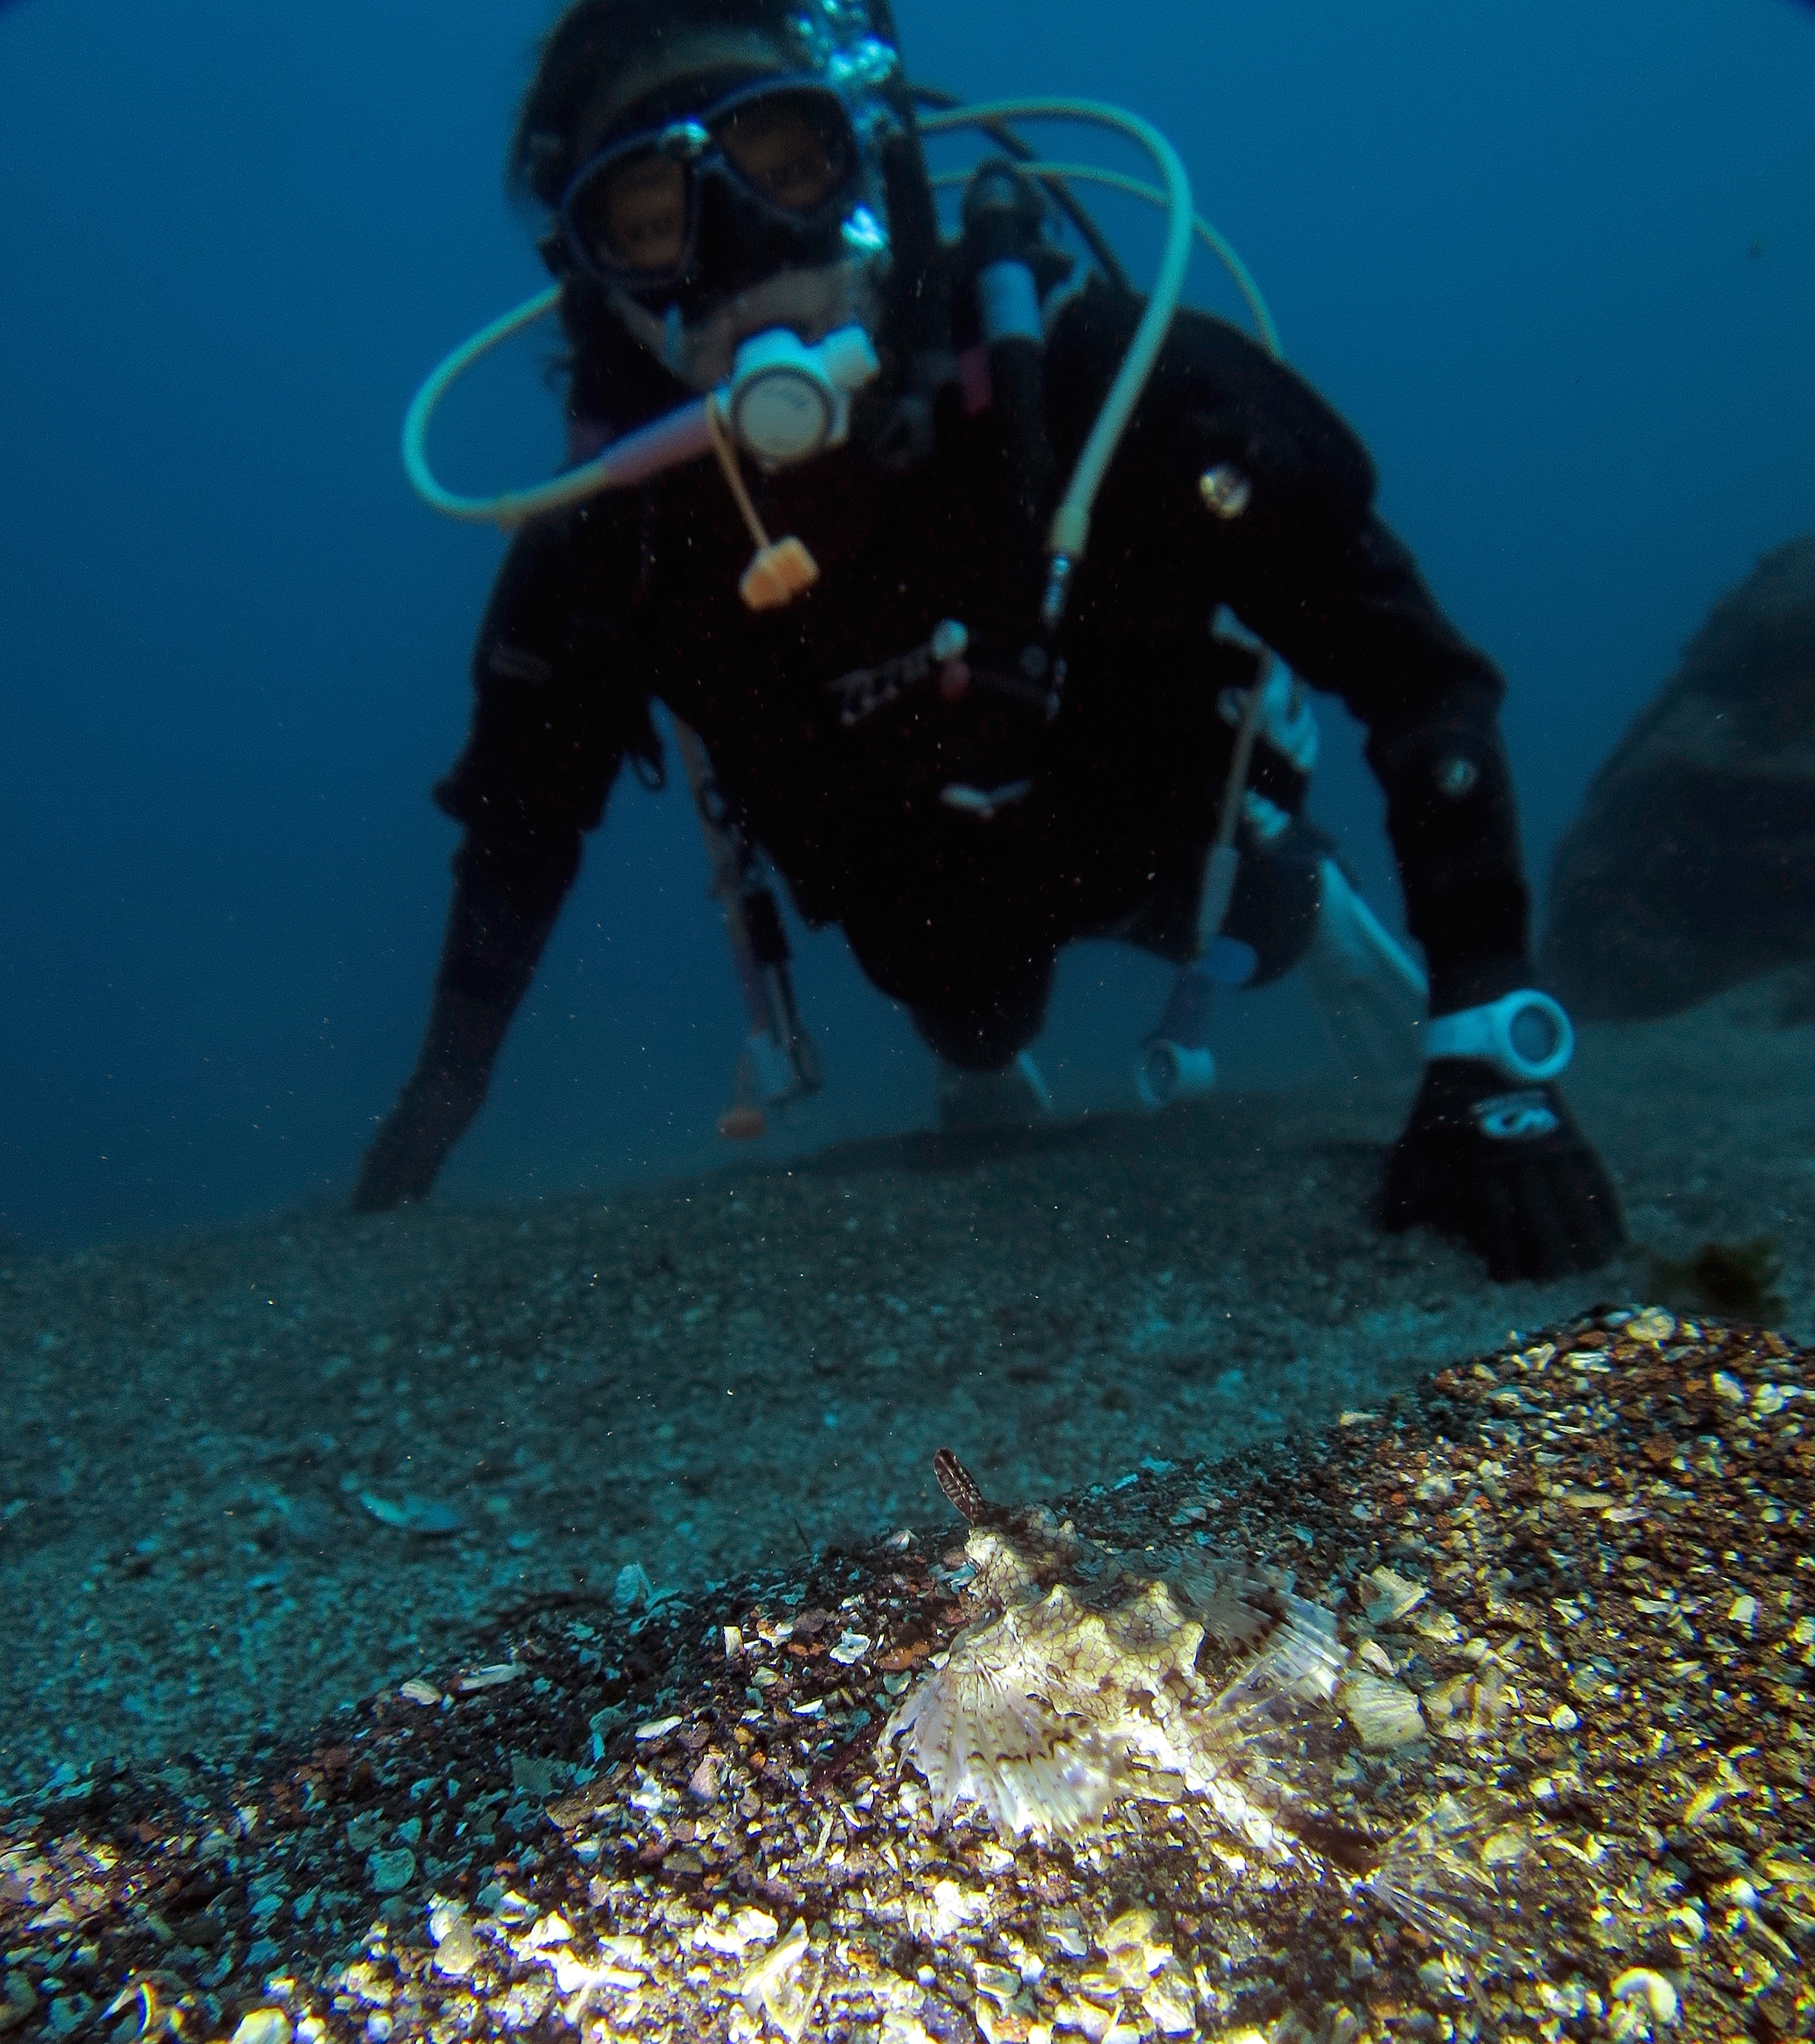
{"left": 1472, "top": 1090, "right": 1560, "bottom": 1142}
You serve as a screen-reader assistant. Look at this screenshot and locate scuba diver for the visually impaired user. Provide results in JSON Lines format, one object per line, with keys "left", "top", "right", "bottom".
{"left": 353, "top": 0, "right": 1625, "bottom": 1284}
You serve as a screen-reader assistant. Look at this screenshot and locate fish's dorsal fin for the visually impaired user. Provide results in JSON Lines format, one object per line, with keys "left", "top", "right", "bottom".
{"left": 932, "top": 1447, "right": 1004, "bottom": 1528}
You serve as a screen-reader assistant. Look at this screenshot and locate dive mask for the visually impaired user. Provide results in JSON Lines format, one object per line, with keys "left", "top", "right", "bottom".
{"left": 559, "top": 76, "right": 869, "bottom": 293}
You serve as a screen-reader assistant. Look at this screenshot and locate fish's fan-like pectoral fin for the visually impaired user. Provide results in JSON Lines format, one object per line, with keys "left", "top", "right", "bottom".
{"left": 1180, "top": 1603, "right": 1380, "bottom": 1865}
{"left": 933, "top": 1447, "right": 1001, "bottom": 1528}
{"left": 982, "top": 1714, "right": 1128, "bottom": 1841}
{"left": 1364, "top": 1791, "right": 1547, "bottom": 1975}
{"left": 1254, "top": 1602, "right": 1348, "bottom": 1702}
{"left": 1173, "top": 1557, "right": 1347, "bottom": 1703}
{"left": 890, "top": 1655, "right": 1124, "bottom": 1840}
{"left": 1175, "top": 1564, "right": 1280, "bottom": 1653}
{"left": 1190, "top": 1686, "right": 1340, "bottom": 1826}
{"left": 1209, "top": 1604, "right": 1349, "bottom": 1718}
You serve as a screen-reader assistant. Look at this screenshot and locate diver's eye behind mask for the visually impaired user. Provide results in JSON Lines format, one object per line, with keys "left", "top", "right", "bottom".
{"left": 560, "top": 78, "right": 863, "bottom": 290}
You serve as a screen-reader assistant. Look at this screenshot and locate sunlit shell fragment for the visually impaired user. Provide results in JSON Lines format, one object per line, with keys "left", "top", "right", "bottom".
{"left": 1359, "top": 1566, "right": 1428, "bottom": 1624}
{"left": 1337, "top": 1670, "right": 1426, "bottom": 1749}
{"left": 1610, "top": 1968, "right": 1679, "bottom": 2025}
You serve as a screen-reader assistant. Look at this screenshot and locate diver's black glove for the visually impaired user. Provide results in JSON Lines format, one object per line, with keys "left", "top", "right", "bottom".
{"left": 1382, "top": 1058, "right": 1624, "bottom": 1282}
{"left": 349, "top": 987, "right": 513, "bottom": 1213}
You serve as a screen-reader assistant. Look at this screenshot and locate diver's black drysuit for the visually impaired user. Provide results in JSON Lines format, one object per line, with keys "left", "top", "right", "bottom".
{"left": 355, "top": 280, "right": 1621, "bottom": 1279}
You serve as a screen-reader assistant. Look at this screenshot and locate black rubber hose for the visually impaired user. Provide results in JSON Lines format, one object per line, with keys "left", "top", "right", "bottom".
{"left": 910, "top": 83, "right": 1135, "bottom": 299}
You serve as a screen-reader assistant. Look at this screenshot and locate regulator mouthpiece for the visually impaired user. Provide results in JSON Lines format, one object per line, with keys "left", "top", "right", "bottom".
{"left": 727, "top": 323, "right": 880, "bottom": 467}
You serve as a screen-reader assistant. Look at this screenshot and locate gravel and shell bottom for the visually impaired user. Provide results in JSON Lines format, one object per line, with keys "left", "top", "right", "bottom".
{"left": 1, "top": 1308, "right": 1810, "bottom": 2044}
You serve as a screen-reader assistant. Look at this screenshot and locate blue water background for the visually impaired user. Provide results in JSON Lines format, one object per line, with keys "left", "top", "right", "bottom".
{"left": 1, "top": 0, "right": 1810, "bottom": 1246}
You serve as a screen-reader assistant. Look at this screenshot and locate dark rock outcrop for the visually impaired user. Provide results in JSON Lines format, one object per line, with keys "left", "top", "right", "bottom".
{"left": 1543, "top": 534, "right": 1815, "bottom": 1019}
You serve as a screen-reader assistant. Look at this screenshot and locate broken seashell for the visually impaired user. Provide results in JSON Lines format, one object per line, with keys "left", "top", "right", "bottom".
{"left": 360, "top": 1491, "right": 463, "bottom": 1536}
{"left": 696, "top": 1905, "right": 777, "bottom": 1955}
{"left": 456, "top": 1661, "right": 522, "bottom": 1691}
{"left": 1338, "top": 1671, "right": 1426, "bottom": 1750}
{"left": 230, "top": 2013, "right": 292, "bottom": 2044}
{"left": 972, "top": 1961, "right": 1022, "bottom": 2006}
{"left": 1610, "top": 1968, "right": 1679, "bottom": 2025}
{"left": 366, "top": 1846, "right": 416, "bottom": 1894}
{"left": 1625, "top": 1308, "right": 1676, "bottom": 1345}
{"left": 614, "top": 1561, "right": 654, "bottom": 1611}
{"left": 736, "top": 1918, "right": 819, "bottom": 2043}
{"left": 429, "top": 1900, "right": 478, "bottom": 1978}
{"left": 1360, "top": 1567, "right": 1428, "bottom": 1624}
{"left": 1141, "top": 1963, "right": 1196, "bottom": 2036}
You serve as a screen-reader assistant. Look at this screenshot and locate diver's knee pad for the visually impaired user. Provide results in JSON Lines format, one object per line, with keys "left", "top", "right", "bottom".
{"left": 911, "top": 991, "right": 1047, "bottom": 1070}
{"left": 936, "top": 1050, "right": 1054, "bottom": 1131}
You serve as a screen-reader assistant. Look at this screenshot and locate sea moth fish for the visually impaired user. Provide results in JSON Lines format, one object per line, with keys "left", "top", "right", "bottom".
{"left": 885, "top": 1450, "right": 1539, "bottom": 1967}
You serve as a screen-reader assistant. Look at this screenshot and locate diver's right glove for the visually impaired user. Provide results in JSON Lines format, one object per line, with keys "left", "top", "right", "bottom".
{"left": 349, "top": 987, "right": 513, "bottom": 1212}
{"left": 1382, "top": 1054, "right": 1624, "bottom": 1283}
